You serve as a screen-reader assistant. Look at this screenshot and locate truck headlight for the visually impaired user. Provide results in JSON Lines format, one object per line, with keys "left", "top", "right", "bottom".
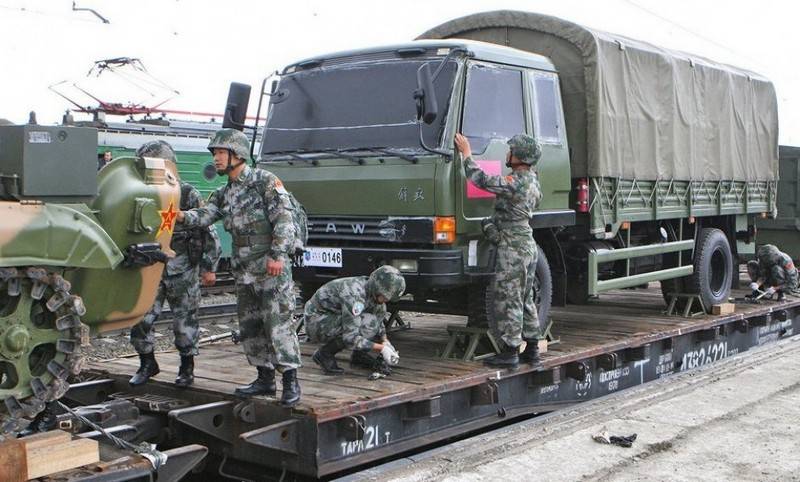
{"left": 391, "top": 259, "right": 418, "bottom": 273}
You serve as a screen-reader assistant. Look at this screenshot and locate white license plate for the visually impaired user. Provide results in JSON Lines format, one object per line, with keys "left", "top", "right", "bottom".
{"left": 298, "top": 247, "right": 343, "bottom": 268}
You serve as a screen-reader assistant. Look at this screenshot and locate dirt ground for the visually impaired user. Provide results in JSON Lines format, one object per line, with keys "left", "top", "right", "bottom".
{"left": 348, "top": 335, "right": 800, "bottom": 482}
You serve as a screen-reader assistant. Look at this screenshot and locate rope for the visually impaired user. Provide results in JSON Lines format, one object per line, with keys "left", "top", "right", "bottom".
{"left": 56, "top": 401, "right": 168, "bottom": 469}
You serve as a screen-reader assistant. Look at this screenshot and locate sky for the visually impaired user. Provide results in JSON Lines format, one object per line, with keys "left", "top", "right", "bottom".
{"left": 2, "top": 0, "right": 799, "bottom": 144}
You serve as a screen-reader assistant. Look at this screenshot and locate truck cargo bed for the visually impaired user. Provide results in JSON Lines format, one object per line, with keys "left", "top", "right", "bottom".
{"left": 76, "top": 285, "right": 800, "bottom": 478}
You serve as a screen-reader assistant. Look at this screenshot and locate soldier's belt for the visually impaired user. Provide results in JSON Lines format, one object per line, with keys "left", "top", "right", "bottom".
{"left": 233, "top": 234, "right": 271, "bottom": 247}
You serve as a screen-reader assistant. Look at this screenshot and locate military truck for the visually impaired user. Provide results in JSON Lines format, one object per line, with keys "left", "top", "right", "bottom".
{"left": 756, "top": 145, "right": 799, "bottom": 261}
{"left": 0, "top": 124, "right": 179, "bottom": 435}
{"left": 224, "top": 10, "right": 777, "bottom": 324}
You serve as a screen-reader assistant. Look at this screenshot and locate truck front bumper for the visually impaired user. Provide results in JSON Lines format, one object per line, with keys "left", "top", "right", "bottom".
{"left": 293, "top": 247, "right": 467, "bottom": 291}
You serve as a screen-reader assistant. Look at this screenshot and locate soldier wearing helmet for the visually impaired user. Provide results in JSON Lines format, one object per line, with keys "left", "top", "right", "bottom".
{"left": 176, "top": 128, "right": 303, "bottom": 406}
{"left": 302, "top": 266, "right": 406, "bottom": 375}
{"left": 747, "top": 244, "right": 798, "bottom": 301}
{"left": 454, "top": 132, "right": 543, "bottom": 369}
{"left": 129, "top": 140, "right": 222, "bottom": 389}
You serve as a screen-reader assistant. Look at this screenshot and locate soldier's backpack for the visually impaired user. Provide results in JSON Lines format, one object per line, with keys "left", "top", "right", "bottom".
{"left": 246, "top": 180, "right": 308, "bottom": 257}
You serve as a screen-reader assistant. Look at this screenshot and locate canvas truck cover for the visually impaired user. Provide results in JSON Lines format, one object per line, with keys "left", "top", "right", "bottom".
{"left": 419, "top": 10, "right": 779, "bottom": 182}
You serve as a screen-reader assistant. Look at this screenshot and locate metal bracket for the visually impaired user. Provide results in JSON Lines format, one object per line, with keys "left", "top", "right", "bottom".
{"left": 529, "top": 366, "right": 562, "bottom": 387}
{"left": 441, "top": 325, "right": 502, "bottom": 361}
{"left": 338, "top": 415, "right": 366, "bottom": 442}
{"left": 470, "top": 381, "right": 499, "bottom": 406}
{"left": 63, "top": 378, "right": 115, "bottom": 406}
{"left": 665, "top": 293, "right": 707, "bottom": 317}
{"left": 565, "top": 361, "right": 590, "bottom": 381}
{"left": 169, "top": 401, "right": 237, "bottom": 444}
{"left": 156, "top": 445, "right": 209, "bottom": 482}
{"left": 623, "top": 344, "right": 651, "bottom": 362}
{"left": 240, "top": 419, "right": 300, "bottom": 455}
{"left": 403, "top": 397, "right": 441, "bottom": 421}
{"left": 696, "top": 326, "right": 721, "bottom": 342}
{"left": 597, "top": 352, "right": 622, "bottom": 371}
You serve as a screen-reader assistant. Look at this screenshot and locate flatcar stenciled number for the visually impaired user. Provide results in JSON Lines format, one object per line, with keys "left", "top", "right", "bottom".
{"left": 340, "top": 424, "right": 391, "bottom": 456}
{"left": 680, "top": 342, "right": 737, "bottom": 371}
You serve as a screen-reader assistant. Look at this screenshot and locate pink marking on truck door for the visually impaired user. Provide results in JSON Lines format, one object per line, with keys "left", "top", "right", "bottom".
{"left": 466, "top": 160, "right": 501, "bottom": 199}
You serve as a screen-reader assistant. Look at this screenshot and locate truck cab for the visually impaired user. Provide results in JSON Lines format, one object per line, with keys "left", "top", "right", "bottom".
{"left": 258, "top": 40, "right": 573, "bottom": 317}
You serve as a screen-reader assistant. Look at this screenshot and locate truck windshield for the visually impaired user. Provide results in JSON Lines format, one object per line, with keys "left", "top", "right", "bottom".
{"left": 260, "top": 60, "right": 458, "bottom": 157}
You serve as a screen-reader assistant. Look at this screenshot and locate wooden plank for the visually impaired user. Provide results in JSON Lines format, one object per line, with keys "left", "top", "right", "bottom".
{"left": 0, "top": 439, "right": 26, "bottom": 482}
{"left": 712, "top": 303, "right": 736, "bottom": 315}
{"left": 27, "top": 437, "right": 99, "bottom": 479}
{"left": 18, "top": 429, "right": 72, "bottom": 450}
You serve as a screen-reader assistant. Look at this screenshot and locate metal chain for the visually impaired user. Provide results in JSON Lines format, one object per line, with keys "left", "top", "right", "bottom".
{"left": 56, "top": 401, "right": 168, "bottom": 469}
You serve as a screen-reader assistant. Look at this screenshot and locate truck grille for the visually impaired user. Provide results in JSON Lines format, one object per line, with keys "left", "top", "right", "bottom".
{"left": 307, "top": 216, "right": 433, "bottom": 246}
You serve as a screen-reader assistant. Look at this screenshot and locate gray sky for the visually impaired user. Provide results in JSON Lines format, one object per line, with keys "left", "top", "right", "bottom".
{"left": 2, "top": 0, "right": 798, "bottom": 144}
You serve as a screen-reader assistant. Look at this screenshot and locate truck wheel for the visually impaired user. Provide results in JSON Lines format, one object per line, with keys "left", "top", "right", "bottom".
{"left": 688, "top": 228, "right": 733, "bottom": 310}
{"left": 467, "top": 246, "right": 552, "bottom": 329}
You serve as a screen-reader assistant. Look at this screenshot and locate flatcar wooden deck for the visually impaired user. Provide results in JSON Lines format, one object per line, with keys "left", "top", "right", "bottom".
{"left": 87, "top": 285, "right": 795, "bottom": 421}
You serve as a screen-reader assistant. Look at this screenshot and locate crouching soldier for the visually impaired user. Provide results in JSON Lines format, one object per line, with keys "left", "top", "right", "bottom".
{"left": 748, "top": 244, "right": 799, "bottom": 301}
{"left": 129, "top": 141, "right": 222, "bottom": 387}
{"left": 304, "top": 266, "right": 406, "bottom": 375}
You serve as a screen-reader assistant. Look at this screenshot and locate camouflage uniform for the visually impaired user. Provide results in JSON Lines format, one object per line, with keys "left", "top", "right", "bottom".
{"left": 753, "top": 245, "right": 799, "bottom": 295}
{"left": 304, "top": 278, "right": 388, "bottom": 350}
{"left": 182, "top": 163, "right": 300, "bottom": 370}
{"left": 304, "top": 266, "right": 406, "bottom": 374}
{"left": 130, "top": 181, "right": 221, "bottom": 356}
{"left": 464, "top": 135, "right": 543, "bottom": 349}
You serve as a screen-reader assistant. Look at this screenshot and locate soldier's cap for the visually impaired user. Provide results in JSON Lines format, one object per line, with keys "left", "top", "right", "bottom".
{"left": 136, "top": 140, "right": 177, "bottom": 163}
{"left": 367, "top": 265, "right": 406, "bottom": 302}
{"left": 507, "top": 133, "right": 542, "bottom": 165}
{"left": 208, "top": 128, "right": 251, "bottom": 160}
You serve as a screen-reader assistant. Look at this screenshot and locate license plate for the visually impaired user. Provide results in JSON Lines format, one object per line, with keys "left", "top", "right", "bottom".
{"left": 297, "top": 247, "right": 343, "bottom": 268}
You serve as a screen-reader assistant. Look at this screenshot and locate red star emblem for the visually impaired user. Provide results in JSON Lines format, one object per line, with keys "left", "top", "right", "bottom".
{"left": 156, "top": 200, "right": 178, "bottom": 237}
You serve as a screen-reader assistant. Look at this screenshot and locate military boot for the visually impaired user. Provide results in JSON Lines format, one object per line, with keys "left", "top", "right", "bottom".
{"left": 234, "top": 366, "right": 277, "bottom": 397}
{"left": 519, "top": 339, "right": 542, "bottom": 366}
{"left": 312, "top": 338, "right": 346, "bottom": 375}
{"left": 777, "top": 291, "right": 786, "bottom": 302}
{"left": 483, "top": 345, "right": 519, "bottom": 369}
{"left": 129, "top": 352, "right": 160, "bottom": 386}
{"left": 174, "top": 355, "right": 194, "bottom": 388}
{"left": 280, "top": 369, "right": 301, "bottom": 407}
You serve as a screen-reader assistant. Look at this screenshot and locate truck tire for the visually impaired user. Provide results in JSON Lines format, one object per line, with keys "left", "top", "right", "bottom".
{"left": 688, "top": 228, "right": 733, "bottom": 309}
{"left": 467, "top": 246, "right": 552, "bottom": 330}
{"left": 661, "top": 228, "right": 732, "bottom": 311}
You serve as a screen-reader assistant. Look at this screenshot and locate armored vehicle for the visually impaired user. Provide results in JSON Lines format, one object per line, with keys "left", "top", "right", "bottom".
{"left": 0, "top": 124, "right": 179, "bottom": 435}
{"left": 225, "top": 10, "right": 777, "bottom": 325}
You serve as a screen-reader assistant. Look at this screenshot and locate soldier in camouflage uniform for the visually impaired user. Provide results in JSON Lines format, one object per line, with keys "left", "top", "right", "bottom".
{"left": 303, "top": 266, "right": 405, "bottom": 375}
{"left": 176, "top": 129, "right": 302, "bottom": 406}
{"left": 747, "top": 244, "right": 798, "bottom": 301}
{"left": 454, "top": 133, "right": 543, "bottom": 369}
{"left": 128, "top": 141, "right": 222, "bottom": 388}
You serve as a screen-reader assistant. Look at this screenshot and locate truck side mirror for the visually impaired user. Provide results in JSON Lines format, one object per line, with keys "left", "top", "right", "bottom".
{"left": 222, "top": 82, "right": 252, "bottom": 130}
{"left": 414, "top": 63, "right": 438, "bottom": 125}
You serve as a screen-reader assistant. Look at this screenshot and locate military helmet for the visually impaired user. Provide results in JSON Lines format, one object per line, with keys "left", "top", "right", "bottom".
{"left": 367, "top": 265, "right": 406, "bottom": 302}
{"left": 136, "top": 140, "right": 177, "bottom": 163}
{"left": 507, "top": 134, "right": 542, "bottom": 166}
{"left": 208, "top": 128, "right": 251, "bottom": 160}
{"left": 756, "top": 244, "right": 779, "bottom": 263}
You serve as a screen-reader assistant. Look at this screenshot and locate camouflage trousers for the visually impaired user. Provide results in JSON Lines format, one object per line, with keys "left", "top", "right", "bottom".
{"left": 130, "top": 267, "right": 201, "bottom": 356}
{"left": 304, "top": 311, "right": 382, "bottom": 349}
{"left": 236, "top": 264, "right": 301, "bottom": 370}
{"left": 490, "top": 240, "right": 541, "bottom": 349}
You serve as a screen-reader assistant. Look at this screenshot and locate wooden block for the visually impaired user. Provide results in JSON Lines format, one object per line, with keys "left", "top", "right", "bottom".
{"left": 712, "top": 303, "right": 735, "bottom": 315}
{"left": 0, "top": 439, "right": 26, "bottom": 482}
{"left": 18, "top": 429, "right": 72, "bottom": 450}
{"left": 26, "top": 437, "right": 99, "bottom": 479}
{"left": 538, "top": 339, "right": 548, "bottom": 353}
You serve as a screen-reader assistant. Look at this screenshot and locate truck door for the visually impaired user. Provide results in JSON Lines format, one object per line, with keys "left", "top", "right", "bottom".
{"left": 457, "top": 62, "right": 528, "bottom": 223}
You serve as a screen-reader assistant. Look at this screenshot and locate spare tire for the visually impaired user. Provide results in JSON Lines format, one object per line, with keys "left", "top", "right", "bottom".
{"left": 688, "top": 228, "right": 733, "bottom": 310}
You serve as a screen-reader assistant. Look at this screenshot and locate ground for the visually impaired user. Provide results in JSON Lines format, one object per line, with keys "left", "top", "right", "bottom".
{"left": 350, "top": 335, "right": 800, "bottom": 482}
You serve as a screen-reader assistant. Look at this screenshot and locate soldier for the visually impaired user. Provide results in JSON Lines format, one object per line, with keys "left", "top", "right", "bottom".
{"left": 748, "top": 244, "right": 798, "bottom": 301}
{"left": 454, "top": 133, "right": 543, "bottom": 369}
{"left": 129, "top": 140, "right": 222, "bottom": 388}
{"left": 176, "top": 129, "right": 303, "bottom": 406}
{"left": 303, "top": 266, "right": 405, "bottom": 375}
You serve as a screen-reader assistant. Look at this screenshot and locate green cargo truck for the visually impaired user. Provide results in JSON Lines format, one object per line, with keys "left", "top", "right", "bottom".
{"left": 757, "top": 145, "right": 799, "bottom": 261}
{"left": 227, "top": 10, "right": 778, "bottom": 322}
